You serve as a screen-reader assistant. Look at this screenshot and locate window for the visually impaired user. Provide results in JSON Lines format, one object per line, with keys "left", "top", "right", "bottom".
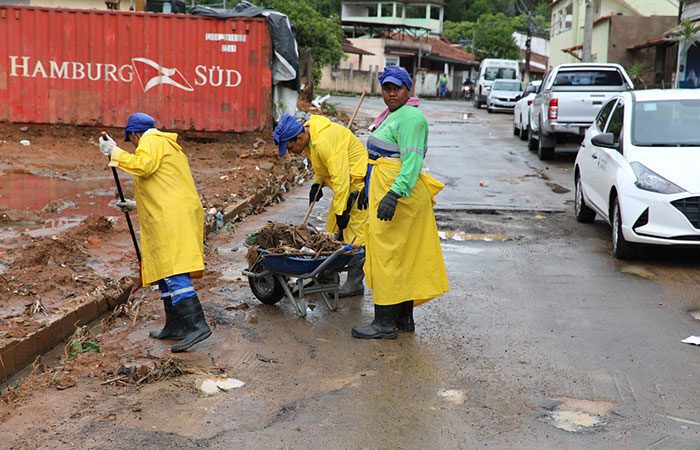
{"left": 405, "top": 5, "right": 426, "bottom": 18}
{"left": 366, "top": 4, "right": 378, "bottom": 16}
{"left": 430, "top": 5, "right": 441, "bottom": 20}
{"left": 381, "top": 3, "right": 393, "bottom": 17}
{"left": 564, "top": 4, "right": 573, "bottom": 30}
{"left": 492, "top": 81, "right": 522, "bottom": 91}
{"left": 605, "top": 101, "right": 624, "bottom": 143}
{"left": 596, "top": 99, "right": 617, "bottom": 130}
{"left": 385, "top": 56, "right": 399, "bottom": 67}
{"left": 632, "top": 100, "right": 700, "bottom": 146}
{"left": 553, "top": 70, "right": 625, "bottom": 87}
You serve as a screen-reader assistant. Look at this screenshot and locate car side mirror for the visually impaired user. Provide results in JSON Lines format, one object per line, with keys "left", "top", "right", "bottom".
{"left": 591, "top": 132, "right": 618, "bottom": 150}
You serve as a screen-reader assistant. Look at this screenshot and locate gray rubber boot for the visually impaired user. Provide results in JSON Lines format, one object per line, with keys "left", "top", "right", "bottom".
{"left": 351, "top": 304, "right": 399, "bottom": 339}
{"left": 338, "top": 265, "right": 365, "bottom": 298}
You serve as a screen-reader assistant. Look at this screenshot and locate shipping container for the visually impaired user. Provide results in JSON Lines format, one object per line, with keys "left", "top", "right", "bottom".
{"left": 0, "top": 6, "right": 272, "bottom": 132}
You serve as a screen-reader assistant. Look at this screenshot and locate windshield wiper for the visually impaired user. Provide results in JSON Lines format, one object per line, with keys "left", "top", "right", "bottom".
{"left": 638, "top": 142, "right": 700, "bottom": 147}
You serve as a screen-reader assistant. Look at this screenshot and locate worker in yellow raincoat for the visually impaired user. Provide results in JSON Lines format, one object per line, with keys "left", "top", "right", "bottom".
{"left": 352, "top": 66, "right": 449, "bottom": 339}
{"left": 99, "top": 113, "right": 211, "bottom": 353}
{"left": 273, "top": 113, "right": 368, "bottom": 297}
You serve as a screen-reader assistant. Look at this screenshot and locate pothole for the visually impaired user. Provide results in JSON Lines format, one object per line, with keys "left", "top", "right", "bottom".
{"left": 438, "top": 230, "right": 517, "bottom": 242}
{"left": 620, "top": 265, "right": 655, "bottom": 280}
{"left": 542, "top": 397, "right": 614, "bottom": 433}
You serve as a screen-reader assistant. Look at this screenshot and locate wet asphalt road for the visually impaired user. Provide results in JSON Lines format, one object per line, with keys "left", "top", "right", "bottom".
{"left": 18, "top": 98, "right": 699, "bottom": 449}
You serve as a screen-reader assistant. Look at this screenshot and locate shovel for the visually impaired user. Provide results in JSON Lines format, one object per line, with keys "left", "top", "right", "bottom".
{"left": 102, "top": 132, "right": 142, "bottom": 296}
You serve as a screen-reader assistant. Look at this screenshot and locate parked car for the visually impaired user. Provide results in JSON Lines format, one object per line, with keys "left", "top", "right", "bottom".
{"left": 574, "top": 89, "right": 700, "bottom": 259}
{"left": 486, "top": 79, "right": 523, "bottom": 113}
{"left": 513, "top": 80, "right": 542, "bottom": 140}
{"left": 529, "top": 63, "right": 633, "bottom": 160}
{"left": 473, "top": 58, "right": 520, "bottom": 109}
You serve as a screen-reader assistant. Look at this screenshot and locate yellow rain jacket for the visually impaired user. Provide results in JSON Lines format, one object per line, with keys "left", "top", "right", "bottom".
{"left": 109, "top": 129, "right": 205, "bottom": 286}
{"left": 365, "top": 158, "right": 449, "bottom": 306}
{"left": 305, "top": 115, "right": 368, "bottom": 245}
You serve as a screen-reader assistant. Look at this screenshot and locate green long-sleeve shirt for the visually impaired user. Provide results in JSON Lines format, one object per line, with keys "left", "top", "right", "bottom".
{"left": 366, "top": 105, "right": 429, "bottom": 197}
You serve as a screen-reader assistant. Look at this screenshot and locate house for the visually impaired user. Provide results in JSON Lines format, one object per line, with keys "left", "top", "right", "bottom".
{"left": 663, "top": 0, "right": 700, "bottom": 87}
{"left": 341, "top": 0, "right": 445, "bottom": 36}
{"left": 549, "top": 0, "right": 679, "bottom": 68}
{"left": 321, "top": 0, "right": 475, "bottom": 96}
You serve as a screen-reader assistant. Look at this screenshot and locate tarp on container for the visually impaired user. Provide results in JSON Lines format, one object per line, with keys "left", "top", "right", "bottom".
{"left": 190, "top": 2, "right": 299, "bottom": 88}
{"left": 0, "top": 6, "right": 272, "bottom": 132}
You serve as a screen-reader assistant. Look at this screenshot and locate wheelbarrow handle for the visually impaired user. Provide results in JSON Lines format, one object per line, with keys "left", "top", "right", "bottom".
{"left": 307, "top": 245, "right": 353, "bottom": 278}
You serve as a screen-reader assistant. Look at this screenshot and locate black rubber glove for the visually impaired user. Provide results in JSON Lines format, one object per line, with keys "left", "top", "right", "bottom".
{"left": 377, "top": 190, "right": 401, "bottom": 221}
{"left": 357, "top": 184, "right": 368, "bottom": 210}
{"left": 336, "top": 213, "right": 350, "bottom": 230}
{"left": 309, "top": 183, "right": 323, "bottom": 204}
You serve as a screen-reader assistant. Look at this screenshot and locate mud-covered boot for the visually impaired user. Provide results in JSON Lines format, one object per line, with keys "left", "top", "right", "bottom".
{"left": 396, "top": 300, "right": 415, "bottom": 332}
{"left": 338, "top": 264, "right": 365, "bottom": 298}
{"left": 149, "top": 299, "right": 186, "bottom": 340}
{"left": 170, "top": 295, "right": 212, "bottom": 353}
{"left": 351, "top": 304, "right": 399, "bottom": 339}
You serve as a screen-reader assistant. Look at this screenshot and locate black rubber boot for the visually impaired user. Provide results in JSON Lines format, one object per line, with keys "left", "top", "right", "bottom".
{"left": 170, "top": 295, "right": 212, "bottom": 353}
{"left": 338, "top": 264, "right": 365, "bottom": 298}
{"left": 351, "top": 304, "right": 399, "bottom": 339}
{"left": 149, "top": 299, "right": 186, "bottom": 340}
{"left": 396, "top": 300, "right": 415, "bottom": 332}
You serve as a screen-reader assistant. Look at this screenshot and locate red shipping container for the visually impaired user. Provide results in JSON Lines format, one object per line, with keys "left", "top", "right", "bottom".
{"left": 0, "top": 6, "right": 272, "bottom": 132}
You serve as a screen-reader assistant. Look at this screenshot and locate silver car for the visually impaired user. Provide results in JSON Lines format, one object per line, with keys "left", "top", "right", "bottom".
{"left": 486, "top": 79, "right": 523, "bottom": 113}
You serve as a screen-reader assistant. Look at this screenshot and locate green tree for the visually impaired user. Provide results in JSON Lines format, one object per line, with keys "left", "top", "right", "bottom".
{"left": 472, "top": 13, "right": 520, "bottom": 59}
{"left": 307, "top": 0, "right": 341, "bottom": 17}
{"left": 443, "top": 20, "right": 475, "bottom": 44}
{"left": 256, "top": 0, "right": 344, "bottom": 83}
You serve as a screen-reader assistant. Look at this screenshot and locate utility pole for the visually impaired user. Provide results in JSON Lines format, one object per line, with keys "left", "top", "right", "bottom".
{"left": 524, "top": 16, "right": 533, "bottom": 83}
{"left": 581, "top": 0, "right": 595, "bottom": 62}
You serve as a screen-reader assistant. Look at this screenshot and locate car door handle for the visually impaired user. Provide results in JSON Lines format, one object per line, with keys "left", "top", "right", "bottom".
{"left": 591, "top": 154, "right": 598, "bottom": 159}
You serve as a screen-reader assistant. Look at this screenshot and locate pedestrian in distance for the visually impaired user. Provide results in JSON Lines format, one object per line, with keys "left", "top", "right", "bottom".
{"left": 352, "top": 66, "right": 450, "bottom": 339}
{"left": 438, "top": 73, "right": 449, "bottom": 98}
{"left": 273, "top": 113, "right": 369, "bottom": 297}
{"left": 99, "top": 113, "right": 212, "bottom": 353}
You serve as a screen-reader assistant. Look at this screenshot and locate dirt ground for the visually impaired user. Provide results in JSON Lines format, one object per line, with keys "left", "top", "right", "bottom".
{"left": 0, "top": 120, "right": 308, "bottom": 408}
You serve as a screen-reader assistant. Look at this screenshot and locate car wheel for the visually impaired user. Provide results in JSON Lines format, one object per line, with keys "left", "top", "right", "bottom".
{"left": 574, "top": 175, "right": 596, "bottom": 223}
{"left": 487, "top": 107, "right": 493, "bottom": 113}
{"left": 527, "top": 126, "right": 537, "bottom": 151}
{"left": 519, "top": 117, "right": 528, "bottom": 141}
{"left": 537, "top": 123, "right": 555, "bottom": 160}
{"left": 612, "top": 197, "right": 635, "bottom": 260}
{"left": 513, "top": 123, "right": 519, "bottom": 136}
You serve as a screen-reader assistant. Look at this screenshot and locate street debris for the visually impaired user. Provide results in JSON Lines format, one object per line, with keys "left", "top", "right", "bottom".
{"left": 438, "top": 388, "right": 467, "bottom": 405}
{"left": 197, "top": 377, "right": 245, "bottom": 395}
{"left": 681, "top": 335, "right": 700, "bottom": 346}
{"left": 105, "top": 357, "right": 193, "bottom": 385}
{"left": 19, "top": 140, "right": 30, "bottom": 146}
{"left": 64, "top": 326, "right": 101, "bottom": 359}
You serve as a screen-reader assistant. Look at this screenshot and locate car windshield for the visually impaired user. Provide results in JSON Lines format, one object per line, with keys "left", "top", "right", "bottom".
{"left": 492, "top": 81, "right": 521, "bottom": 91}
{"left": 633, "top": 99, "right": 700, "bottom": 146}
{"left": 484, "top": 67, "right": 517, "bottom": 81}
{"left": 553, "top": 70, "right": 624, "bottom": 86}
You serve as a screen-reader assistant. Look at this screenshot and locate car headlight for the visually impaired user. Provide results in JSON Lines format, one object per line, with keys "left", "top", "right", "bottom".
{"left": 630, "top": 162, "right": 684, "bottom": 194}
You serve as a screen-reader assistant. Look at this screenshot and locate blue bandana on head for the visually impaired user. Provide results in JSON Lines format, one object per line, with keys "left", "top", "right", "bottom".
{"left": 379, "top": 66, "right": 413, "bottom": 91}
{"left": 273, "top": 113, "right": 304, "bottom": 156}
{"left": 124, "top": 112, "right": 156, "bottom": 141}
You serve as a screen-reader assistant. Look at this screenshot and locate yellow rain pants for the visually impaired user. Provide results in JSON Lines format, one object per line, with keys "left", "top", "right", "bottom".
{"left": 306, "top": 115, "right": 368, "bottom": 245}
{"left": 364, "top": 157, "right": 449, "bottom": 306}
{"left": 110, "top": 129, "right": 205, "bottom": 286}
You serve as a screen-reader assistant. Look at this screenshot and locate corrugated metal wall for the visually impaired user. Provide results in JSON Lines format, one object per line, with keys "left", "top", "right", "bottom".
{"left": 0, "top": 6, "right": 272, "bottom": 131}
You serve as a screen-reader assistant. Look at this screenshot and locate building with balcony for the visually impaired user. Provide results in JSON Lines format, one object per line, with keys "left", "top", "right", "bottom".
{"left": 341, "top": 0, "right": 444, "bottom": 36}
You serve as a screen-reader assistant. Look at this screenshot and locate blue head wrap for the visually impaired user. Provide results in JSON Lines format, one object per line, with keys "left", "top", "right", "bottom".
{"left": 379, "top": 66, "right": 413, "bottom": 91}
{"left": 273, "top": 113, "right": 304, "bottom": 156}
{"left": 124, "top": 112, "right": 156, "bottom": 142}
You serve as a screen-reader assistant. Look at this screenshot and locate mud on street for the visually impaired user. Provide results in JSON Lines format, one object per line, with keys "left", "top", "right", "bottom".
{"left": 1, "top": 99, "right": 699, "bottom": 449}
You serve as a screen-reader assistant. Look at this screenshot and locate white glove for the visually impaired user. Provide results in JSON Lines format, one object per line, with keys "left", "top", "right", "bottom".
{"left": 115, "top": 199, "right": 137, "bottom": 213}
{"left": 99, "top": 133, "right": 117, "bottom": 157}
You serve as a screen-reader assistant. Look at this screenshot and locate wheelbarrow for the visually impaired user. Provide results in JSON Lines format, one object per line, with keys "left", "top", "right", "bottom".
{"left": 242, "top": 245, "right": 365, "bottom": 317}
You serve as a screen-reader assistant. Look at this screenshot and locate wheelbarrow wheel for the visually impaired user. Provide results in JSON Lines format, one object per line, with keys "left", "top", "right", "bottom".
{"left": 248, "top": 264, "right": 284, "bottom": 305}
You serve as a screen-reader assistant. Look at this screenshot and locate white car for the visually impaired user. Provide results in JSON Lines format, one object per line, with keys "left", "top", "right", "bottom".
{"left": 574, "top": 89, "right": 700, "bottom": 259}
{"left": 486, "top": 79, "right": 523, "bottom": 113}
{"left": 513, "top": 80, "right": 541, "bottom": 140}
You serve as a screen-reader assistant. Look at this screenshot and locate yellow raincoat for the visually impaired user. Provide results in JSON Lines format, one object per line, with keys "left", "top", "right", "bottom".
{"left": 306, "top": 115, "right": 368, "bottom": 245}
{"left": 109, "top": 129, "right": 205, "bottom": 286}
{"left": 364, "top": 158, "right": 449, "bottom": 306}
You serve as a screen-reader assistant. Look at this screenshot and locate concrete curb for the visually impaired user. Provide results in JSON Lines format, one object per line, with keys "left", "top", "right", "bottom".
{"left": 1, "top": 280, "right": 132, "bottom": 382}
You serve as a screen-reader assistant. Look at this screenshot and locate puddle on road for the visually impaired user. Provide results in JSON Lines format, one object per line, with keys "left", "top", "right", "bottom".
{"left": 546, "top": 182, "right": 570, "bottom": 194}
{"left": 620, "top": 265, "right": 656, "bottom": 280}
{"left": 438, "top": 230, "right": 516, "bottom": 242}
{"left": 543, "top": 397, "right": 614, "bottom": 433}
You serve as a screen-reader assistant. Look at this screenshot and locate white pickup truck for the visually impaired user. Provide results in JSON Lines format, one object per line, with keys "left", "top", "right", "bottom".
{"left": 529, "top": 63, "right": 633, "bottom": 160}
